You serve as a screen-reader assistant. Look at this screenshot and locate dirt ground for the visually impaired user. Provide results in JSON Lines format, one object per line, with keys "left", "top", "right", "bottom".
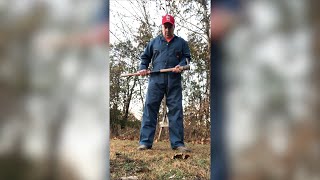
{"left": 110, "top": 139, "right": 210, "bottom": 180}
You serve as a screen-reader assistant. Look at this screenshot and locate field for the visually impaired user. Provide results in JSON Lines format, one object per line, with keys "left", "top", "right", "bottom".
{"left": 110, "top": 139, "right": 210, "bottom": 180}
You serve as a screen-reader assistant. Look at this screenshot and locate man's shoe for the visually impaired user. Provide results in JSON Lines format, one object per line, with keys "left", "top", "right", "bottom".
{"left": 173, "top": 146, "right": 192, "bottom": 152}
{"left": 137, "top": 144, "right": 151, "bottom": 150}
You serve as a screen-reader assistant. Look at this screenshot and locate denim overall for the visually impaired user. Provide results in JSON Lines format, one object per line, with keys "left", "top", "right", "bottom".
{"left": 139, "top": 35, "right": 191, "bottom": 148}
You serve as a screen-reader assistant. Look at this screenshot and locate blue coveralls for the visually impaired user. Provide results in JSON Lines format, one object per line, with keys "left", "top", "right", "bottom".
{"left": 139, "top": 34, "right": 191, "bottom": 149}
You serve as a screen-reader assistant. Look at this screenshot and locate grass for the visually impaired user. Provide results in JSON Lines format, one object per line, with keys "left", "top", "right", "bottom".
{"left": 110, "top": 139, "right": 210, "bottom": 180}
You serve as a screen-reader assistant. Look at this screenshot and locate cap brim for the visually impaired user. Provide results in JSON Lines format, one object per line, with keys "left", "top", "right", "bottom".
{"left": 162, "top": 21, "right": 174, "bottom": 25}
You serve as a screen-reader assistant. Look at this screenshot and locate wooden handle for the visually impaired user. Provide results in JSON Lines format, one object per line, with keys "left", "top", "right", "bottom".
{"left": 120, "top": 65, "right": 190, "bottom": 77}
{"left": 120, "top": 72, "right": 141, "bottom": 77}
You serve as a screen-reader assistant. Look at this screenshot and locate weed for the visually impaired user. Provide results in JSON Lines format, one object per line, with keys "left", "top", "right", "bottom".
{"left": 110, "top": 139, "right": 210, "bottom": 179}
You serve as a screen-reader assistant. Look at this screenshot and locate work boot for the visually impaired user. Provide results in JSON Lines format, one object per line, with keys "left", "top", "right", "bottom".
{"left": 137, "top": 144, "right": 151, "bottom": 151}
{"left": 173, "top": 146, "right": 192, "bottom": 152}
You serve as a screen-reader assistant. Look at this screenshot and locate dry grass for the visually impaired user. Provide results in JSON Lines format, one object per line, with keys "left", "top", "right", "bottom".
{"left": 110, "top": 139, "right": 210, "bottom": 180}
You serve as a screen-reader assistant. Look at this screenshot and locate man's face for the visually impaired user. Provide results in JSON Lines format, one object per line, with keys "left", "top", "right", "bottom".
{"left": 162, "top": 23, "right": 174, "bottom": 38}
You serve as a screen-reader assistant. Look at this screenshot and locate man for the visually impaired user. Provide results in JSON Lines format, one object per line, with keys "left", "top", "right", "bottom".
{"left": 137, "top": 14, "right": 191, "bottom": 152}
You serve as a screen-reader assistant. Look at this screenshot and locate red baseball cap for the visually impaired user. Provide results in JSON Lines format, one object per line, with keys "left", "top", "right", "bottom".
{"left": 162, "top": 14, "right": 175, "bottom": 25}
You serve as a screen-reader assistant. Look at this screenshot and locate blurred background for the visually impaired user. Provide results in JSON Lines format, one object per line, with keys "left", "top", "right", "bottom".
{"left": 0, "top": 0, "right": 109, "bottom": 180}
{"left": 222, "top": 0, "right": 320, "bottom": 179}
{"left": 1, "top": 0, "right": 320, "bottom": 179}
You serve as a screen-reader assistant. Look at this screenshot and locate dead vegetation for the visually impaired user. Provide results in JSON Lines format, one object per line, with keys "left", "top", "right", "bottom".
{"left": 110, "top": 139, "right": 210, "bottom": 180}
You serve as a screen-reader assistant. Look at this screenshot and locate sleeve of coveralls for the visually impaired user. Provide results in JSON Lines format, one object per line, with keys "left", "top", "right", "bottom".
{"left": 178, "top": 39, "right": 191, "bottom": 67}
{"left": 139, "top": 41, "right": 153, "bottom": 70}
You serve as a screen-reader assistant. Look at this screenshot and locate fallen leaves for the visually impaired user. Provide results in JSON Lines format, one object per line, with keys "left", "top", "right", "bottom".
{"left": 172, "top": 153, "right": 190, "bottom": 160}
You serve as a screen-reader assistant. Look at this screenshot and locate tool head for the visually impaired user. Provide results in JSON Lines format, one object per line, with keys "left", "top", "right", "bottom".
{"left": 181, "top": 64, "right": 190, "bottom": 70}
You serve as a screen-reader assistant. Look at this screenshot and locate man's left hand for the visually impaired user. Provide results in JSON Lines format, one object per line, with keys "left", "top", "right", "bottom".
{"left": 172, "top": 65, "right": 182, "bottom": 73}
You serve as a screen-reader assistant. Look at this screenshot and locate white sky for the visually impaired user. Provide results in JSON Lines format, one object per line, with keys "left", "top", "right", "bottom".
{"left": 110, "top": 0, "right": 190, "bottom": 44}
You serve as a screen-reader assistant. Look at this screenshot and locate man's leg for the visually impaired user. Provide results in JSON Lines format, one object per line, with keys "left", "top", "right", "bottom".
{"left": 139, "top": 79, "right": 165, "bottom": 148}
{"left": 166, "top": 78, "right": 185, "bottom": 148}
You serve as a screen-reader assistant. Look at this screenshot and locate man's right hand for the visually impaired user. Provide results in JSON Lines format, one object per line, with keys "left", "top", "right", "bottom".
{"left": 138, "top": 69, "right": 150, "bottom": 76}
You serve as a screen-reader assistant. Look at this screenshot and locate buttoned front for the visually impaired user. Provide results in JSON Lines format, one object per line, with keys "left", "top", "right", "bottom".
{"left": 139, "top": 35, "right": 190, "bottom": 71}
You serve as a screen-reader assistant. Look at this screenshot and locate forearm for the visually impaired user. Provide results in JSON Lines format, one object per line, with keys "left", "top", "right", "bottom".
{"left": 139, "top": 56, "right": 151, "bottom": 70}
{"left": 179, "top": 41, "right": 191, "bottom": 66}
{"left": 139, "top": 42, "right": 153, "bottom": 70}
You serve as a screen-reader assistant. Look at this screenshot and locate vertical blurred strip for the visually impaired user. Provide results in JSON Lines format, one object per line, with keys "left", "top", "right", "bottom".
{"left": 211, "top": 0, "right": 319, "bottom": 179}
{"left": 309, "top": 0, "right": 320, "bottom": 128}
{"left": 106, "top": 0, "right": 110, "bottom": 179}
{"left": 211, "top": 0, "right": 241, "bottom": 179}
{"left": 0, "top": 0, "right": 110, "bottom": 179}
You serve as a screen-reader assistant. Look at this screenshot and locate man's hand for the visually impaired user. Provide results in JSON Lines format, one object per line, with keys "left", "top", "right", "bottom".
{"left": 172, "top": 65, "right": 182, "bottom": 73}
{"left": 138, "top": 69, "right": 150, "bottom": 76}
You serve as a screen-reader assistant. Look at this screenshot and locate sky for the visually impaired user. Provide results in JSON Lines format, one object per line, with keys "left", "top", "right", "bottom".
{"left": 110, "top": 0, "right": 191, "bottom": 44}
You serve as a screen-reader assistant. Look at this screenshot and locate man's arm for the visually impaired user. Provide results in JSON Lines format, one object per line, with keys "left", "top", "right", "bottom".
{"left": 179, "top": 39, "right": 191, "bottom": 67}
{"left": 173, "top": 39, "right": 191, "bottom": 73}
{"left": 138, "top": 41, "right": 153, "bottom": 75}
